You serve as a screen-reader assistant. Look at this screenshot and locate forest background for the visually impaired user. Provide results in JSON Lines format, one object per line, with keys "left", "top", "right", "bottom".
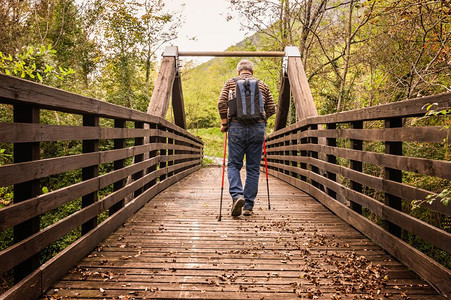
{"left": 0, "top": 0, "right": 450, "bottom": 291}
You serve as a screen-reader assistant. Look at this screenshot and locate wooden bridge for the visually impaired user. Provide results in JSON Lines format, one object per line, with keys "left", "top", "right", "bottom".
{"left": 0, "top": 46, "right": 450, "bottom": 299}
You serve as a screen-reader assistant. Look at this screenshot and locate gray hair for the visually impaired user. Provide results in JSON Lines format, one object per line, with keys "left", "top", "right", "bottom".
{"left": 236, "top": 60, "right": 254, "bottom": 74}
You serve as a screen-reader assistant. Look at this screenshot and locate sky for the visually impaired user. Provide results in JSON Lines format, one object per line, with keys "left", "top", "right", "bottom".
{"left": 160, "top": 0, "right": 248, "bottom": 64}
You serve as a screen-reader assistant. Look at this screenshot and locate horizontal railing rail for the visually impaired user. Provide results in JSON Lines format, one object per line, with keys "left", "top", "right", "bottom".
{"left": 0, "top": 74, "right": 203, "bottom": 299}
{"left": 264, "top": 93, "right": 451, "bottom": 297}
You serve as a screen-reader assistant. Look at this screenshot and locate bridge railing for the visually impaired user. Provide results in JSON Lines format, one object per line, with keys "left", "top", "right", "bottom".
{"left": 0, "top": 74, "right": 203, "bottom": 299}
{"left": 265, "top": 93, "right": 451, "bottom": 296}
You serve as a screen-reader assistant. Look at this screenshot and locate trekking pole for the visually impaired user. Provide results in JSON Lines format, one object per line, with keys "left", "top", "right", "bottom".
{"left": 263, "top": 139, "right": 271, "bottom": 210}
{"left": 218, "top": 132, "right": 228, "bottom": 221}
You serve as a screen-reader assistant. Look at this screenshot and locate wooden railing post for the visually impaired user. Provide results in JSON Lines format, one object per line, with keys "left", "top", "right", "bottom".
{"left": 291, "top": 132, "right": 298, "bottom": 179}
{"left": 81, "top": 115, "right": 99, "bottom": 235}
{"left": 274, "top": 73, "right": 291, "bottom": 131}
{"left": 110, "top": 119, "right": 126, "bottom": 215}
{"left": 384, "top": 117, "right": 403, "bottom": 237}
{"left": 133, "top": 122, "right": 144, "bottom": 197}
{"left": 326, "top": 123, "right": 337, "bottom": 200}
{"left": 309, "top": 124, "right": 321, "bottom": 189}
{"left": 300, "top": 127, "right": 308, "bottom": 182}
{"left": 147, "top": 123, "right": 158, "bottom": 188}
{"left": 284, "top": 133, "right": 290, "bottom": 175}
{"left": 159, "top": 124, "right": 167, "bottom": 181}
{"left": 172, "top": 71, "right": 187, "bottom": 129}
{"left": 13, "top": 104, "right": 40, "bottom": 283}
{"left": 350, "top": 121, "right": 363, "bottom": 213}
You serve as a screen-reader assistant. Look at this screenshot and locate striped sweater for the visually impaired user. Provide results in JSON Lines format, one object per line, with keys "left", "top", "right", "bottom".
{"left": 218, "top": 73, "right": 276, "bottom": 121}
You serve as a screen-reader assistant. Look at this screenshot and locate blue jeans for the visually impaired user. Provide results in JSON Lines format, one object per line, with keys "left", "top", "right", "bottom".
{"left": 227, "top": 121, "right": 265, "bottom": 210}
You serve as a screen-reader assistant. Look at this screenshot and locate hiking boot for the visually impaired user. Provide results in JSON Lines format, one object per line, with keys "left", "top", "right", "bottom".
{"left": 231, "top": 197, "right": 245, "bottom": 217}
{"left": 243, "top": 209, "right": 253, "bottom": 216}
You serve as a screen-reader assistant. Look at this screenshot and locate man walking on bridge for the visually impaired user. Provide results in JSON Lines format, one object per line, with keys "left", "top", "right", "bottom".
{"left": 218, "top": 59, "right": 276, "bottom": 217}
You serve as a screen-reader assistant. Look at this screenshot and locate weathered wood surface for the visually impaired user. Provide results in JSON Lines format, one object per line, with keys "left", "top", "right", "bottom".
{"left": 268, "top": 93, "right": 451, "bottom": 138}
{"left": 274, "top": 73, "right": 291, "bottom": 131}
{"left": 268, "top": 170, "right": 450, "bottom": 298}
{"left": 42, "top": 168, "right": 441, "bottom": 299}
{"left": 147, "top": 56, "right": 176, "bottom": 118}
{"left": 267, "top": 143, "right": 451, "bottom": 180}
{"left": 287, "top": 56, "right": 318, "bottom": 121}
{"left": 172, "top": 72, "right": 187, "bottom": 129}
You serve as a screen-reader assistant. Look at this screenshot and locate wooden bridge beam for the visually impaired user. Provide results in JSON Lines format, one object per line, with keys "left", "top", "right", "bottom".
{"left": 147, "top": 55, "right": 177, "bottom": 119}
{"left": 285, "top": 47, "right": 318, "bottom": 121}
{"left": 147, "top": 47, "right": 186, "bottom": 129}
{"left": 274, "top": 73, "right": 290, "bottom": 131}
{"left": 172, "top": 71, "right": 186, "bottom": 129}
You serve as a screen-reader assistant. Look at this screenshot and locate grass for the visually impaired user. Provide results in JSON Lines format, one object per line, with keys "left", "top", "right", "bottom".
{"left": 189, "top": 127, "right": 225, "bottom": 158}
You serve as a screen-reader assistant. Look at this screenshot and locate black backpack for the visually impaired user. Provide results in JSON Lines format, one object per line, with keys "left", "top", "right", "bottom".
{"left": 228, "top": 78, "right": 264, "bottom": 124}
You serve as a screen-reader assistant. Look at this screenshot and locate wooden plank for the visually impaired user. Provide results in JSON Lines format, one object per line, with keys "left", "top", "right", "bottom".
{"left": 268, "top": 169, "right": 451, "bottom": 297}
{"left": 0, "top": 144, "right": 162, "bottom": 188}
{"left": 0, "top": 269, "right": 42, "bottom": 300}
{"left": 266, "top": 125, "right": 451, "bottom": 147}
{"left": 0, "top": 74, "right": 161, "bottom": 123}
{"left": 0, "top": 141, "right": 201, "bottom": 187}
{"left": 299, "top": 126, "right": 450, "bottom": 144}
{"left": 266, "top": 161, "right": 451, "bottom": 252}
{"left": 39, "top": 165, "right": 201, "bottom": 296}
{"left": 160, "top": 129, "right": 203, "bottom": 148}
{"left": 286, "top": 56, "right": 318, "bottom": 121}
{"left": 266, "top": 92, "right": 451, "bottom": 141}
{"left": 274, "top": 74, "right": 290, "bottom": 131}
{"left": 147, "top": 56, "right": 176, "bottom": 118}
{"left": 268, "top": 154, "right": 450, "bottom": 216}
{"left": 312, "top": 92, "right": 451, "bottom": 124}
{"left": 0, "top": 154, "right": 200, "bottom": 230}
{"left": 38, "top": 167, "right": 441, "bottom": 299}
{"left": 12, "top": 104, "right": 40, "bottom": 283}
{"left": 0, "top": 165, "right": 164, "bottom": 274}
{"left": 171, "top": 71, "right": 186, "bottom": 129}
{"left": 0, "top": 123, "right": 159, "bottom": 143}
{"left": 297, "top": 144, "right": 451, "bottom": 180}
{"left": 0, "top": 163, "right": 201, "bottom": 277}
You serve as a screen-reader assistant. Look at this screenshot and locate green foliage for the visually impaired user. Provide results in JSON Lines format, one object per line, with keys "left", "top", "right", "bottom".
{"left": 0, "top": 148, "right": 13, "bottom": 208}
{"left": 0, "top": 45, "right": 74, "bottom": 84}
{"left": 420, "top": 103, "right": 451, "bottom": 159}
{"left": 412, "top": 188, "right": 450, "bottom": 211}
{"left": 181, "top": 39, "right": 280, "bottom": 130}
{"left": 40, "top": 198, "right": 82, "bottom": 263}
{"left": 189, "top": 127, "right": 225, "bottom": 158}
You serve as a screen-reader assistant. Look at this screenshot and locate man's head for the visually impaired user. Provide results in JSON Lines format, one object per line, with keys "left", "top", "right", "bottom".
{"left": 236, "top": 59, "right": 254, "bottom": 75}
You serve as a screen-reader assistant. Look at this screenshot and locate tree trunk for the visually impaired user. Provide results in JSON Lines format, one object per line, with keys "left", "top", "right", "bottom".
{"left": 337, "top": 0, "right": 354, "bottom": 112}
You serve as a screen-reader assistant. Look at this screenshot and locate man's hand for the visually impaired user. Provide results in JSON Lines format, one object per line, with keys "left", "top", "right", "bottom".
{"left": 221, "top": 124, "right": 228, "bottom": 133}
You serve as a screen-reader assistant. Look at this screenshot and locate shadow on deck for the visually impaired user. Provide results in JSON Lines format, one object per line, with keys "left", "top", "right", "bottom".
{"left": 43, "top": 168, "right": 441, "bottom": 299}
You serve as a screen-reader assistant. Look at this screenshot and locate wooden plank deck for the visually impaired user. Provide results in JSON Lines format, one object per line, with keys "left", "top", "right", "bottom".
{"left": 43, "top": 167, "right": 442, "bottom": 299}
